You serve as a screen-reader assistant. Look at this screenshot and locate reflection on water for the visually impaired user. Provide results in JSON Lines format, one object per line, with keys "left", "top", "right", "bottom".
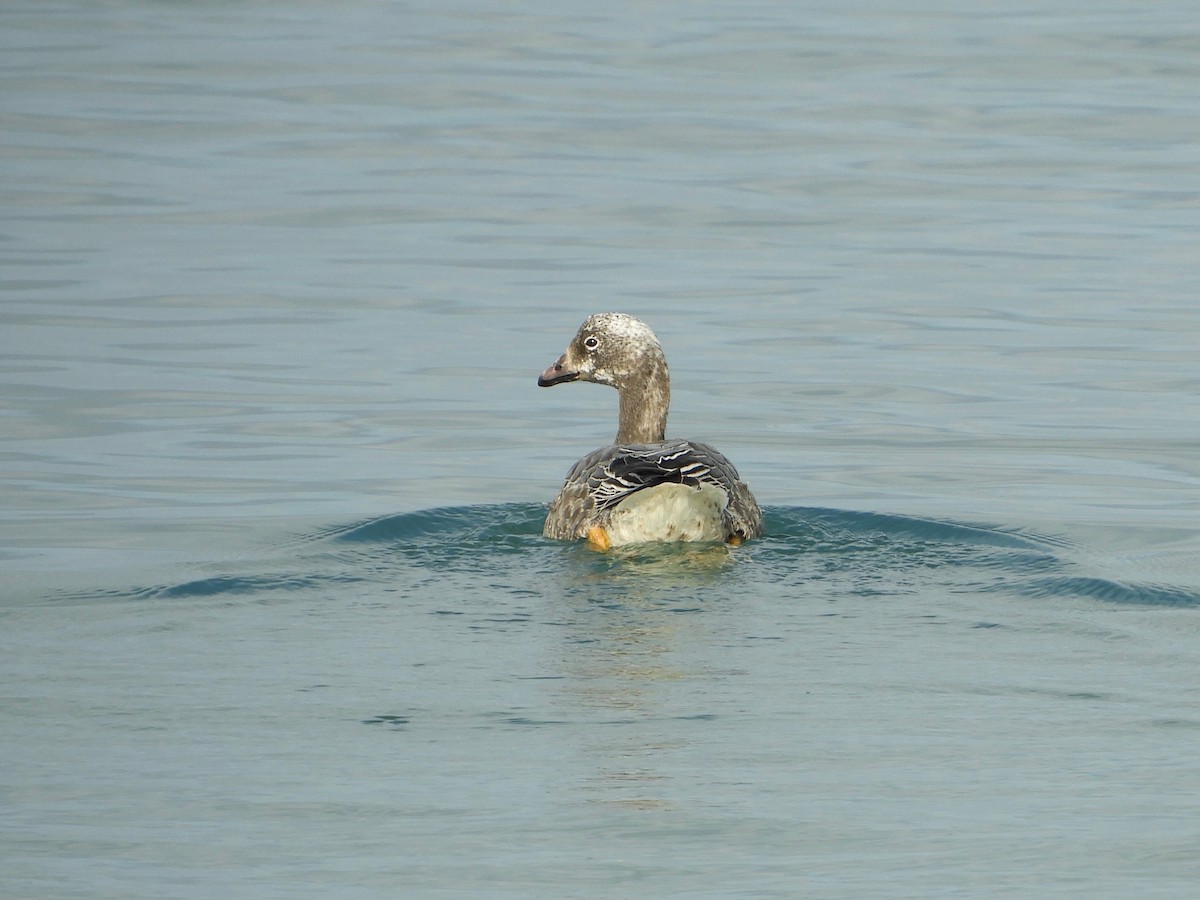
{"left": 14, "top": 507, "right": 1200, "bottom": 897}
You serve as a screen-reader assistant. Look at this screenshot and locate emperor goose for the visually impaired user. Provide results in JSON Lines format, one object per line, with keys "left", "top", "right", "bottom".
{"left": 538, "top": 312, "right": 763, "bottom": 550}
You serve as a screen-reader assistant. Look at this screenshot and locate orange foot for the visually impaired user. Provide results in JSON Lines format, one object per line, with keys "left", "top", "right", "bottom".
{"left": 586, "top": 526, "right": 612, "bottom": 552}
{"left": 726, "top": 534, "right": 743, "bottom": 546}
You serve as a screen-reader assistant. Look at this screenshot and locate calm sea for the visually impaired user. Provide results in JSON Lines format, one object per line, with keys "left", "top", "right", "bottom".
{"left": 3, "top": 2, "right": 1199, "bottom": 897}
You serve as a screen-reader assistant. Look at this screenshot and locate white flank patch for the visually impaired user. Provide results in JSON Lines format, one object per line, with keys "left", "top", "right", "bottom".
{"left": 603, "top": 482, "right": 728, "bottom": 546}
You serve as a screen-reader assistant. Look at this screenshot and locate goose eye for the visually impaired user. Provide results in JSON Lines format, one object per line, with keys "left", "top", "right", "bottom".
{"left": 583, "top": 336, "right": 600, "bottom": 351}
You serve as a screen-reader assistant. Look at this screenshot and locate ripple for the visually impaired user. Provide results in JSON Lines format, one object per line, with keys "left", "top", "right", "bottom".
{"left": 45, "top": 503, "right": 1199, "bottom": 609}
{"left": 1015, "top": 575, "right": 1200, "bottom": 608}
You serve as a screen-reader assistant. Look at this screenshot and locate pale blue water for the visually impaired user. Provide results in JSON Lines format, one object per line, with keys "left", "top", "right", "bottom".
{"left": 3, "top": 2, "right": 1200, "bottom": 897}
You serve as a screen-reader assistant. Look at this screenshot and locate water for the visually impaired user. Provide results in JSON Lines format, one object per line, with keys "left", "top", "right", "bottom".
{"left": 3, "top": 1, "right": 1200, "bottom": 896}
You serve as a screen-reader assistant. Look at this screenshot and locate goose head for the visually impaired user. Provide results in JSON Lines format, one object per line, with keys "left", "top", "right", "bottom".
{"left": 537, "top": 312, "right": 665, "bottom": 390}
{"left": 538, "top": 313, "right": 671, "bottom": 444}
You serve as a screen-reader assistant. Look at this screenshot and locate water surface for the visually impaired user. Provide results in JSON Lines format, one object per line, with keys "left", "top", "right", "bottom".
{"left": 3, "top": 2, "right": 1200, "bottom": 897}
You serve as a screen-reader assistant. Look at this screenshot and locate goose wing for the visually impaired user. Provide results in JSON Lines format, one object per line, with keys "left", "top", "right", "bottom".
{"left": 544, "top": 439, "right": 763, "bottom": 541}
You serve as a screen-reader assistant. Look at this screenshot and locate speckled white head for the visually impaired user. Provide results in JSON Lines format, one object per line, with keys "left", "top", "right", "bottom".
{"left": 582, "top": 312, "right": 659, "bottom": 347}
{"left": 538, "top": 312, "right": 672, "bottom": 443}
{"left": 538, "top": 312, "right": 665, "bottom": 388}
{"left": 573, "top": 313, "right": 662, "bottom": 385}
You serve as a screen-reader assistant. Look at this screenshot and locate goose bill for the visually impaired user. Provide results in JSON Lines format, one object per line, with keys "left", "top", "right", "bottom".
{"left": 537, "top": 356, "right": 579, "bottom": 387}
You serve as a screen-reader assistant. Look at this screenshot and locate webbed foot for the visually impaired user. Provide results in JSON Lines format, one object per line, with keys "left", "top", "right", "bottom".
{"left": 586, "top": 526, "right": 612, "bottom": 552}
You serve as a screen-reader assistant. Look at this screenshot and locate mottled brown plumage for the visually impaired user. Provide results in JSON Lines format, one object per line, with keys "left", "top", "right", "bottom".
{"left": 538, "top": 313, "right": 764, "bottom": 546}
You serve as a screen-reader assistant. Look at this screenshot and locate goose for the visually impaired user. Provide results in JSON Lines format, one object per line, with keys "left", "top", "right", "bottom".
{"left": 538, "top": 312, "right": 764, "bottom": 550}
